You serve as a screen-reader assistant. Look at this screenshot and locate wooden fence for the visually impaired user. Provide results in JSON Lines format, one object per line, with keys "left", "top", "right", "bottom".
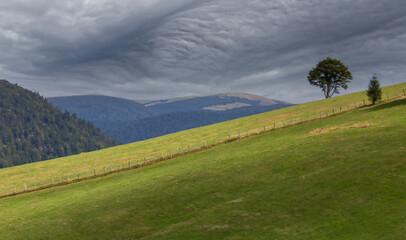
{"left": 1, "top": 88, "right": 405, "bottom": 199}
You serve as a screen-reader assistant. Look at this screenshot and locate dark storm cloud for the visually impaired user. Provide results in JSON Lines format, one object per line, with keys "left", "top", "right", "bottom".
{"left": 1, "top": 0, "right": 405, "bottom": 103}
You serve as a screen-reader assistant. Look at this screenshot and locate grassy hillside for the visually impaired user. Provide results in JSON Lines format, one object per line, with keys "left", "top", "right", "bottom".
{"left": 0, "top": 97, "right": 405, "bottom": 239}
{"left": 0, "top": 82, "right": 405, "bottom": 194}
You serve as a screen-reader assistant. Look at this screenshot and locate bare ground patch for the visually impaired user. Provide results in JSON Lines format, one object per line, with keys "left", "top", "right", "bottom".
{"left": 227, "top": 198, "right": 243, "bottom": 204}
{"left": 308, "top": 122, "right": 374, "bottom": 136}
{"left": 350, "top": 122, "right": 371, "bottom": 128}
{"left": 308, "top": 127, "right": 339, "bottom": 136}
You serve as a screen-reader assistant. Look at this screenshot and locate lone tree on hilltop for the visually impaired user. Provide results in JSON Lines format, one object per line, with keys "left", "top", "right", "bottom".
{"left": 307, "top": 57, "right": 353, "bottom": 98}
{"left": 366, "top": 74, "right": 382, "bottom": 105}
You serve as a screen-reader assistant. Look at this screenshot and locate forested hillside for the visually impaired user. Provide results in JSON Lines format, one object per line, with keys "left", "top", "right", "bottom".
{"left": 0, "top": 80, "right": 119, "bottom": 168}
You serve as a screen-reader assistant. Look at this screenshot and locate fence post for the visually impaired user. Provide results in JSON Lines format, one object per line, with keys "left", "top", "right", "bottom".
{"left": 340, "top": 107, "right": 342, "bottom": 113}
{"left": 326, "top": 110, "right": 329, "bottom": 117}
{"left": 307, "top": 114, "right": 310, "bottom": 121}
{"left": 273, "top": 122, "right": 276, "bottom": 129}
{"left": 162, "top": 152, "right": 165, "bottom": 159}
{"left": 363, "top": 100, "right": 366, "bottom": 106}
{"left": 396, "top": 91, "right": 398, "bottom": 97}
{"left": 355, "top": 102, "right": 357, "bottom": 108}
{"left": 59, "top": 177, "right": 61, "bottom": 183}
{"left": 292, "top": 119, "right": 294, "bottom": 125}
{"left": 52, "top": 178, "right": 54, "bottom": 185}
{"left": 103, "top": 166, "right": 106, "bottom": 173}
{"left": 94, "top": 169, "right": 97, "bottom": 176}
{"left": 194, "top": 144, "right": 197, "bottom": 150}
{"left": 67, "top": 175, "right": 70, "bottom": 182}
{"left": 263, "top": 126, "right": 266, "bottom": 132}
{"left": 319, "top": 112, "right": 322, "bottom": 119}
{"left": 214, "top": 138, "right": 216, "bottom": 144}
{"left": 246, "top": 130, "right": 248, "bottom": 136}
{"left": 256, "top": 128, "right": 258, "bottom": 134}
{"left": 24, "top": 183, "right": 27, "bottom": 191}
{"left": 347, "top": 105, "right": 349, "bottom": 111}
{"left": 154, "top": 154, "right": 156, "bottom": 161}
{"left": 300, "top": 117, "right": 302, "bottom": 123}
{"left": 144, "top": 157, "right": 147, "bottom": 163}
{"left": 111, "top": 166, "right": 114, "bottom": 171}
{"left": 35, "top": 183, "right": 37, "bottom": 189}
{"left": 283, "top": 121, "right": 285, "bottom": 127}
{"left": 5, "top": 187, "right": 7, "bottom": 195}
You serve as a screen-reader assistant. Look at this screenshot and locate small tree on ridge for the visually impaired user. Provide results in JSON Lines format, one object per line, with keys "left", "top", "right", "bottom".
{"left": 366, "top": 74, "right": 382, "bottom": 105}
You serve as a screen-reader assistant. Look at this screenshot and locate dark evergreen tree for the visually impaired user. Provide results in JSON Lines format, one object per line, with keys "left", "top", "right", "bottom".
{"left": 366, "top": 74, "right": 382, "bottom": 105}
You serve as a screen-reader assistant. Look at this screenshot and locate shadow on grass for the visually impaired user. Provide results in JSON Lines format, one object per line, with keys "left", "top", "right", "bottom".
{"left": 361, "top": 98, "right": 406, "bottom": 113}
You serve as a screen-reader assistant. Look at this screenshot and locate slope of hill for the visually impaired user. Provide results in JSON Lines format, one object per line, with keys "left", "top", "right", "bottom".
{"left": 0, "top": 82, "right": 404, "bottom": 197}
{"left": 0, "top": 97, "right": 405, "bottom": 239}
{"left": 49, "top": 93, "right": 293, "bottom": 143}
{"left": 48, "top": 95, "right": 152, "bottom": 122}
{"left": 144, "top": 93, "right": 291, "bottom": 115}
{"left": 107, "top": 105, "right": 290, "bottom": 143}
{"left": 0, "top": 80, "right": 119, "bottom": 168}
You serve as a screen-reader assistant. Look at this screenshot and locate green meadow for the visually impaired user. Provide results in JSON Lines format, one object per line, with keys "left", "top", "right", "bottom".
{"left": 0, "top": 93, "right": 405, "bottom": 239}
{"left": 0, "top": 82, "right": 405, "bottom": 192}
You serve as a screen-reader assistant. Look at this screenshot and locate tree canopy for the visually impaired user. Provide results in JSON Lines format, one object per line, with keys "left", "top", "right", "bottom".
{"left": 307, "top": 57, "right": 353, "bottom": 98}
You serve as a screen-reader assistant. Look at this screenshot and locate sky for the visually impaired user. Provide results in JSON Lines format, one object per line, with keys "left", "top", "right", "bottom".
{"left": 0, "top": 0, "right": 405, "bottom": 103}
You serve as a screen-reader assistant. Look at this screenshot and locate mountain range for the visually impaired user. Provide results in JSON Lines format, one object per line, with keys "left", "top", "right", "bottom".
{"left": 49, "top": 93, "right": 293, "bottom": 143}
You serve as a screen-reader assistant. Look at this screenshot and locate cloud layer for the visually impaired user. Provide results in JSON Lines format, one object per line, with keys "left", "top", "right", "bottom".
{"left": 1, "top": 0, "right": 405, "bottom": 102}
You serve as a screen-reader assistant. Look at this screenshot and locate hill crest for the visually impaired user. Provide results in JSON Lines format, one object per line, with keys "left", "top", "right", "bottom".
{"left": 143, "top": 92, "right": 291, "bottom": 107}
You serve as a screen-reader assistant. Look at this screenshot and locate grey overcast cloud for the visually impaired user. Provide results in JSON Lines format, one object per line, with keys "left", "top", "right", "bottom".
{"left": 0, "top": 0, "right": 405, "bottom": 103}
